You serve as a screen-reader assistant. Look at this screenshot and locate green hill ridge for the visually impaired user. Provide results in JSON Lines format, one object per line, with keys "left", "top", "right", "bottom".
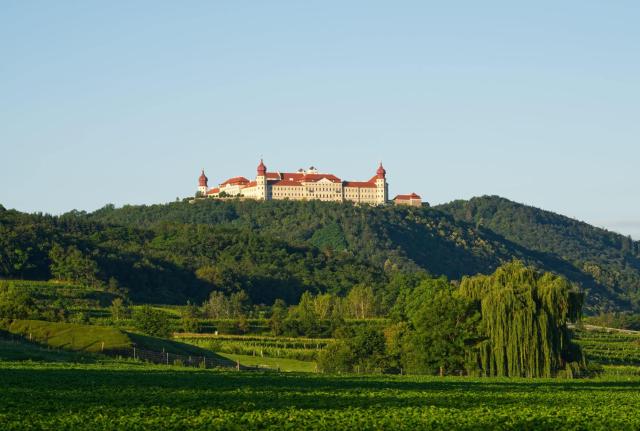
{"left": 437, "top": 196, "right": 640, "bottom": 310}
{"left": 1, "top": 197, "right": 639, "bottom": 312}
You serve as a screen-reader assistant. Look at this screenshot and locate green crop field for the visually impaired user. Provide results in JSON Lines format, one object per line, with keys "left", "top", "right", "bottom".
{"left": 1, "top": 361, "right": 640, "bottom": 430}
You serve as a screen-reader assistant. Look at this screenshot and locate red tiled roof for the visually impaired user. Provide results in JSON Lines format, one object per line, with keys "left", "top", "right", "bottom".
{"left": 257, "top": 159, "right": 267, "bottom": 175}
{"left": 302, "top": 174, "right": 342, "bottom": 183}
{"left": 280, "top": 172, "right": 305, "bottom": 181}
{"left": 272, "top": 180, "right": 303, "bottom": 187}
{"left": 394, "top": 193, "right": 421, "bottom": 200}
{"left": 266, "top": 172, "right": 281, "bottom": 180}
{"left": 344, "top": 181, "right": 376, "bottom": 188}
{"left": 220, "top": 176, "right": 249, "bottom": 186}
{"left": 244, "top": 181, "right": 257, "bottom": 187}
{"left": 207, "top": 187, "right": 220, "bottom": 195}
{"left": 199, "top": 170, "right": 208, "bottom": 186}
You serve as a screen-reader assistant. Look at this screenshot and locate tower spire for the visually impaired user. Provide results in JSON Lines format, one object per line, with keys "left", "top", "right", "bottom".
{"left": 257, "top": 158, "right": 267, "bottom": 176}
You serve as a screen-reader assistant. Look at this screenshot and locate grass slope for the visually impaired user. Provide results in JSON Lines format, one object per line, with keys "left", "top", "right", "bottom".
{"left": 127, "top": 332, "right": 215, "bottom": 356}
{"left": 0, "top": 332, "right": 94, "bottom": 363}
{"left": 217, "top": 352, "right": 315, "bottom": 373}
{"left": 2, "top": 320, "right": 240, "bottom": 367}
{"left": 6, "top": 320, "right": 130, "bottom": 353}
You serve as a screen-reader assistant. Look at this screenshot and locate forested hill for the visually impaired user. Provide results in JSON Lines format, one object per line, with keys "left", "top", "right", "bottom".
{"left": 437, "top": 196, "right": 640, "bottom": 309}
{"left": 89, "top": 199, "right": 521, "bottom": 278}
{"left": 2, "top": 198, "right": 639, "bottom": 311}
{"left": 0, "top": 205, "right": 383, "bottom": 305}
{"left": 86, "top": 199, "right": 640, "bottom": 311}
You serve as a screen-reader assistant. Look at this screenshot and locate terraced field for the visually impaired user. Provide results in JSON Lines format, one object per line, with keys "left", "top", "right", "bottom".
{"left": 175, "top": 333, "right": 329, "bottom": 362}
{"left": 574, "top": 327, "right": 640, "bottom": 365}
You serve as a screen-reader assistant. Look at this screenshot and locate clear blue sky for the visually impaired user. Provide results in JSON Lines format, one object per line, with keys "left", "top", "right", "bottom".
{"left": 1, "top": 1, "right": 639, "bottom": 238}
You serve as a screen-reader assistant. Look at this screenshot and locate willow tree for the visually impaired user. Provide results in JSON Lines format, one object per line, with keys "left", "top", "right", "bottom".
{"left": 459, "top": 261, "right": 585, "bottom": 378}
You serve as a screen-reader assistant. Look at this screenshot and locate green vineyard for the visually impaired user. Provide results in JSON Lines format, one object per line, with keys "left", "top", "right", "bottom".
{"left": 174, "top": 334, "right": 329, "bottom": 362}
{"left": 574, "top": 327, "right": 640, "bottom": 365}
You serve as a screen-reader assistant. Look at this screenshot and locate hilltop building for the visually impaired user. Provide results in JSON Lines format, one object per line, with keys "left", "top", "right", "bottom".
{"left": 198, "top": 160, "right": 389, "bottom": 205}
{"left": 393, "top": 193, "right": 422, "bottom": 207}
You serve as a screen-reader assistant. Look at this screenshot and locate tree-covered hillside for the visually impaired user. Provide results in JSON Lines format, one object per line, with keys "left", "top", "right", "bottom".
{"left": 89, "top": 199, "right": 519, "bottom": 278}
{"left": 90, "top": 199, "right": 576, "bottom": 289}
{"left": 87, "top": 199, "right": 639, "bottom": 311}
{"left": 2, "top": 198, "right": 639, "bottom": 312}
{"left": 0, "top": 206, "right": 381, "bottom": 304}
{"left": 437, "top": 196, "right": 640, "bottom": 310}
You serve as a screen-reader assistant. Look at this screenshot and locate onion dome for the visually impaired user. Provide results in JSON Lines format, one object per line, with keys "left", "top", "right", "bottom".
{"left": 257, "top": 159, "right": 267, "bottom": 176}
{"left": 376, "top": 162, "right": 386, "bottom": 179}
{"left": 198, "top": 169, "right": 208, "bottom": 187}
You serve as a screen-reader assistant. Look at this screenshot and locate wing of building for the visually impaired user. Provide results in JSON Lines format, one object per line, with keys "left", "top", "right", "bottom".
{"left": 198, "top": 160, "right": 389, "bottom": 205}
{"left": 393, "top": 193, "right": 422, "bottom": 207}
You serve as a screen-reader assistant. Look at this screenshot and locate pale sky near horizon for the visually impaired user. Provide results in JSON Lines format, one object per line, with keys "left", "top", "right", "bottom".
{"left": 1, "top": 1, "right": 639, "bottom": 238}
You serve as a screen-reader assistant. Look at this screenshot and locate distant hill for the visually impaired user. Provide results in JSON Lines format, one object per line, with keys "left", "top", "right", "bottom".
{"left": 437, "top": 196, "right": 640, "bottom": 311}
{"left": 2, "top": 198, "right": 639, "bottom": 312}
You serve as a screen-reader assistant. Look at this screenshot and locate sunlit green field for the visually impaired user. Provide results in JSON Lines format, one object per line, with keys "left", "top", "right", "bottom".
{"left": 217, "top": 352, "right": 317, "bottom": 372}
{"left": 2, "top": 361, "right": 640, "bottom": 430}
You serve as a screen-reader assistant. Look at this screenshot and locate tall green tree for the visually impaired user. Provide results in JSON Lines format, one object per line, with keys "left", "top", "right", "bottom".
{"left": 401, "top": 278, "right": 480, "bottom": 375}
{"left": 132, "top": 306, "right": 173, "bottom": 338}
{"left": 229, "top": 290, "right": 249, "bottom": 318}
{"left": 269, "top": 299, "right": 288, "bottom": 336}
{"left": 317, "top": 326, "right": 388, "bottom": 373}
{"left": 347, "top": 285, "right": 376, "bottom": 319}
{"left": 202, "top": 291, "right": 230, "bottom": 319}
{"left": 109, "top": 297, "right": 128, "bottom": 321}
{"left": 289, "top": 291, "right": 320, "bottom": 336}
{"left": 313, "top": 293, "right": 334, "bottom": 320}
{"left": 0, "top": 281, "right": 37, "bottom": 320}
{"left": 49, "top": 244, "right": 99, "bottom": 286}
{"left": 459, "top": 261, "right": 585, "bottom": 377}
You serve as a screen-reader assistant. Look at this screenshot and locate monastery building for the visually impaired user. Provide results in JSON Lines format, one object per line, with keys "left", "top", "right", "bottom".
{"left": 197, "top": 160, "right": 421, "bottom": 206}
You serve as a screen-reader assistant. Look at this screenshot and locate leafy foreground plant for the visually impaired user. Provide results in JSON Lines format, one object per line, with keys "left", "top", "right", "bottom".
{"left": 2, "top": 362, "right": 640, "bottom": 430}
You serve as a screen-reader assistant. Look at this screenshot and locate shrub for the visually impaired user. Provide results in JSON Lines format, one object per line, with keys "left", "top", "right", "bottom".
{"left": 133, "top": 306, "right": 172, "bottom": 338}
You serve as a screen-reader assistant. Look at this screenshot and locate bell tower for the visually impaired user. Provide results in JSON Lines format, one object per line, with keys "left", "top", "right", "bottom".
{"left": 198, "top": 169, "right": 208, "bottom": 196}
{"left": 256, "top": 159, "right": 268, "bottom": 200}
{"left": 375, "top": 162, "right": 388, "bottom": 204}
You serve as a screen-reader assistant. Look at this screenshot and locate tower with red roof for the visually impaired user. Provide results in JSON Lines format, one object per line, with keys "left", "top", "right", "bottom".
{"left": 256, "top": 159, "right": 268, "bottom": 200}
{"left": 198, "top": 169, "right": 208, "bottom": 196}
{"left": 375, "top": 162, "right": 388, "bottom": 204}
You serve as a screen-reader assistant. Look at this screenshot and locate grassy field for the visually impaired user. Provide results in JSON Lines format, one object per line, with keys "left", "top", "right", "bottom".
{"left": 1, "top": 361, "right": 640, "bottom": 430}
{"left": 6, "top": 319, "right": 131, "bottom": 352}
{"left": 2, "top": 320, "right": 231, "bottom": 360}
{"left": 217, "top": 352, "right": 317, "bottom": 373}
{"left": 0, "top": 337, "right": 94, "bottom": 363}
